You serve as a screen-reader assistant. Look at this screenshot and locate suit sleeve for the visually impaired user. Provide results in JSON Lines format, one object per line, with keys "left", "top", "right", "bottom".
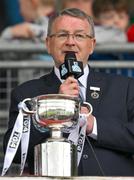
{"left": 95, "top": 78, "right": 134, "bottom": 154}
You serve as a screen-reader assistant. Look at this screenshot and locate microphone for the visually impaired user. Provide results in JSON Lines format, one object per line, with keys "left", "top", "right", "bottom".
{"left": 59, "top": 51, "right": 84, "bottom": 79}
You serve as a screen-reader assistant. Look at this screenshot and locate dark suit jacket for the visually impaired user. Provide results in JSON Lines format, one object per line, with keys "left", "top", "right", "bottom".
{"left": 3, "top": 67, "right": 134, "bottom": 176}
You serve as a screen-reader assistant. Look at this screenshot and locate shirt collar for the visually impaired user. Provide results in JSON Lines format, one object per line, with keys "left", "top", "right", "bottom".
{"left": 54, "top": 64, "right": 89, "bottom": 88}
{"left": 78, "top": 65, "right": 89, "bottom": 88}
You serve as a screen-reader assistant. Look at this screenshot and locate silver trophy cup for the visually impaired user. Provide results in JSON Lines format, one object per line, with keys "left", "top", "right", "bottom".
{"left": 22, "top": 94, "right": 92, "bottom": 177}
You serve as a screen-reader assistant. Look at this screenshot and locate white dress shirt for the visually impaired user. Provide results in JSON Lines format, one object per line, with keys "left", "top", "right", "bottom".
{"left": 54, "top": 65, "right": 97, "bottom": 139}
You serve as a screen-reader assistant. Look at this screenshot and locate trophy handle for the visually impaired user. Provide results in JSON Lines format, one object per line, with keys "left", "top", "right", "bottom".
{"left": 21, "top": 98, "right": 36, "bottom": 114}
{"left": 80, "top": 102, "right": 93, "bottom": 116}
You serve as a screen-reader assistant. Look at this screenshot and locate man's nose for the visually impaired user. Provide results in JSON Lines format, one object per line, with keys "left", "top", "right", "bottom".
{"left": 65, "top": 35, "right": 76, "bottom": 45}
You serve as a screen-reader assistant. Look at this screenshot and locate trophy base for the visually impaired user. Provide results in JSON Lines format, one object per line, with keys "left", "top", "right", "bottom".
{"left": 34, "top": 139, "right": 77, "bottom": 177}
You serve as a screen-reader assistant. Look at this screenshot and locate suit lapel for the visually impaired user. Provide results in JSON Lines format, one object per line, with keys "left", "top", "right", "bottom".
{"left": 86, "top": 68, "right": 105, "bottom": 116}
{"left": 40, "top": 69, "right": 61, "bottom": 94}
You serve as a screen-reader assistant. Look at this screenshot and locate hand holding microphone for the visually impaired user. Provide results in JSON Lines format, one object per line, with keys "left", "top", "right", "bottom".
{"left": 59, "top": 51, "right": 83, "bottom": 97}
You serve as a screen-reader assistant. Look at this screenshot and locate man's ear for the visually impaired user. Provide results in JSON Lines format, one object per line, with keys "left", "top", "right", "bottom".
{"left": 45, "top": 37, "right": 51, "bottom": 54}
{"left": 90, "top": 38, "right": 96, "bottom": 54}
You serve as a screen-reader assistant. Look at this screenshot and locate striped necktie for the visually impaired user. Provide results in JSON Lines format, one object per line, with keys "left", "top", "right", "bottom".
{"left": 78, "top": 80, "right": 84, "bottom": 103}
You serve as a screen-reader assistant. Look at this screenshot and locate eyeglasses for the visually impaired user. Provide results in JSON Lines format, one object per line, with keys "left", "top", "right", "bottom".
{"left": 49, "top": 32, "right": 93, "bottom": 42}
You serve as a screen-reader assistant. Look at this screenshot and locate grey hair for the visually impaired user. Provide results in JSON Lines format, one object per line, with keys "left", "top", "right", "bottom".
{"left": 47, "top": 8, "right": 95, "bottom": 38}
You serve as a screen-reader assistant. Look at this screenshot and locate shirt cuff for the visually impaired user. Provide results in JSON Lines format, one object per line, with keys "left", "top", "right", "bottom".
{"left": 88, "top": 117, "right": 97, "bottom": 140}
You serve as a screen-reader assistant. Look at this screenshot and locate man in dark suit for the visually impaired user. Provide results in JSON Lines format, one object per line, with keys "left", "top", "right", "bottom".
{"left": 3, "top": 8, "right": 134, "bottom": 176}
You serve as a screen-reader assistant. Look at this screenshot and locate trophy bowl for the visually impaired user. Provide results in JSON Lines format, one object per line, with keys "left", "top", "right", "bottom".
{"left": 23, "top": 94, "right": 80, "bottom": 128}
{"left": 35, "top": 94, "right": 80, "bottom": 128}
{"left": 36, "top": 94, "right": 79, "bottom": 128}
